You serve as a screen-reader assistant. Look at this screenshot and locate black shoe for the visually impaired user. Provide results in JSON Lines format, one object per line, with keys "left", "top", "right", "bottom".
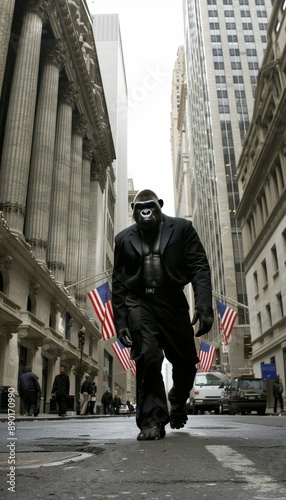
{"left": 137, "top": 418, "right": 165, "bottom": 441}
{"left": 170, "top": 405, "right": 188, "bottom": 429}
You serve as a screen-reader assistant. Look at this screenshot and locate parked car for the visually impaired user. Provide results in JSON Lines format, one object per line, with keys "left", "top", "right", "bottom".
{"left": 119, "top": 403, "right": 136, "bottom": 414}
{"left": 187, "top": 372, "right": 230, "bottom": 415}
{"left": 119, "top": 403, "right": 129, "bottom": 414}
{"left": 226, "top": 375, "right": 267, "bottom": 415}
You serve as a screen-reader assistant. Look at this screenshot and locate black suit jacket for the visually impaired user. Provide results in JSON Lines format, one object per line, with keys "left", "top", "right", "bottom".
{"left": 112, "top": 214, "right": 212, "bottom": 331}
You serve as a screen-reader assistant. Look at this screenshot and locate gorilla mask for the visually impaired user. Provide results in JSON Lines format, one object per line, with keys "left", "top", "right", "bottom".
{"left": 131, "top": 189, "right": 164, "bottom": 233}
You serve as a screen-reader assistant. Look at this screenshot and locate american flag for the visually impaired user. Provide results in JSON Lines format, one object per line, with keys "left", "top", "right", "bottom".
{"left": 112, "top": 340, "right": 131, "bottom": 371}
{"left": 216, "top": 300, "right": 238, "bottom": 345}
{"left": 87, "top": 282, "right": 116, "bottom": 340}
{"left": 197, "top": 341, "right": 216, "bottom": 372}
{"left": 129, "top": 359, "right": 136, "bottom": 376}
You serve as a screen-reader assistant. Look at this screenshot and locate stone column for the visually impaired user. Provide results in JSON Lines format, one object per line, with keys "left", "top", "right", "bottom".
{"left": 65, "top": 115, "right": 86, "bottom": 288}
{"left": 25, "top": 41, "right": 64, "bottom": 264}
{"left": 0, "top": 0, "right": 47, "bottom": 234}
{"left": 47, "top": 82, "right": 77, "bottom": 284}
{"left": 76, "top": 142, "right": 92, "bottom": 307}
{"left": 0, "top": 0, "right": 16, "bottom": 96}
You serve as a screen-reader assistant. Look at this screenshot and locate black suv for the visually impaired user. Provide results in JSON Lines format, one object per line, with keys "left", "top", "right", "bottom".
{"left": 223, "top": 375, "right": 266, "bottom": 415}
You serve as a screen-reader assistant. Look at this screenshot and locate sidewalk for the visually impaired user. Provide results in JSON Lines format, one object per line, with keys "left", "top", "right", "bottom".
{"left": 0, "top": 409, "right": 284, "bottom": 422}
{"left": 0, "top": 412, "right": 134, "bottom": 422}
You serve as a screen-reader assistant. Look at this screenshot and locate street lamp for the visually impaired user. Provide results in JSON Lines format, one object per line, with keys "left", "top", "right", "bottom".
{"left": 76, "top": 326, "right": 86, "bottom": 415}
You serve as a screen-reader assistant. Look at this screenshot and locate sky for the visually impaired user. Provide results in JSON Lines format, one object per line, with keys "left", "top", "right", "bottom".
{"left": 86, "top": 0, "right": 185, "bottom": 215}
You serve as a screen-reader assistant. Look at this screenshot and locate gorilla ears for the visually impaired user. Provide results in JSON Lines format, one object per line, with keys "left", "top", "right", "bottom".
{"left": 131, "top": 202, "right": 134, "bottom": 210}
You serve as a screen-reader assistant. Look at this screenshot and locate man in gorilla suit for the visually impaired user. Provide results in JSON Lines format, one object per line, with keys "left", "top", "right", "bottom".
{"left": 112, "top": 189, "right": 213, "bottom": 440}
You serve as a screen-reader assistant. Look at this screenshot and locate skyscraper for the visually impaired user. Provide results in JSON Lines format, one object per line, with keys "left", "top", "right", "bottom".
{"left": 93, "top": 14, "right": 128, "bottom": 235}
{"left": 175, "top": 0, "right": 273, "bottom": 374}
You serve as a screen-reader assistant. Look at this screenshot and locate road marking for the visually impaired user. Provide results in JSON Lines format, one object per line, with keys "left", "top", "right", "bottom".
{"left": 206, "top": 445, "right": 286, "bottom": 498}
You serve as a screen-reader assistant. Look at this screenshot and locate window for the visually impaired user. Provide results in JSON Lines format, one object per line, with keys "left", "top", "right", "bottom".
{"left": 276, "top": 292, "right": 284, "bottom": 318}
{"left": 246, "top": 48, "right": 257, "bottom": 56}
{"left": 231, "top": 61, "right": 242, "bottom": 69}
{"left": 211, "top": 35, "right": 221, "bottom": 42}
{"left": 261, "top": 258, "right": 268, "bottom": 286}
{"left": 266, "top": 303, "right": 272, "bottom": 327}
{"left": 208, "top": 9, "right": 218, "bottom": 17}
{"left": 214, "top": 61, "right": 225, "bottom": 69}
{"left": 226, "top": 22, "right": 236, "bottom": 29}
{"left": 257, "top": 312, "right": 262, "bottom": 334}
{"left": 253, "top": 271, "right": 259, "bottom": 297}
{"left": 242, "top": 23, "right": 253, "bottom": 30}
{"left": 213, "top": 48, "right": 223, "bottom": 56}
{"left": 216, "top": 75, "right": 226, "bottom": 83}
{"left": 271, "top": 245, "right": 279, "bottom": 274}
{"left": 230, "top": 48, "right": 240, "bottom": 56}
{"left": 233, "top": 75, "right": 244, "bottom": 83}
{"left": 217, "top": 89, "right": 228, "bottom": 98}
{"left": 245, "top": 35, "right": 255, "bottom": 42}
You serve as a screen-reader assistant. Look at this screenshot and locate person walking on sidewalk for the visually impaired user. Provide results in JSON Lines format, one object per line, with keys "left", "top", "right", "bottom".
{"left": 52, "top": 366, "right": 70, "bottom": 417}
{"left": 18, "top": 366, "right": 41, "bottom": 416}
{"left": 80, "top": 375, "right": 93, "bottom": 415}
{"left": 273, "top": 375, "right": 284, "bottom": 413}
{"left": 101, "top": 389, "right": 113, "bottom": 415}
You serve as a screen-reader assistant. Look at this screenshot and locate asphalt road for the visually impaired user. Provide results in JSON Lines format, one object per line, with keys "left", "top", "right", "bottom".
{"left": 0, "top": 414, "right": 286, "bottom": 500}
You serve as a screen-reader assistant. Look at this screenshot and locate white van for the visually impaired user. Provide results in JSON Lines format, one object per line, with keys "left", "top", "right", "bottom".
{"left": 187, "top": 372, "right": 230, "bottom": 415}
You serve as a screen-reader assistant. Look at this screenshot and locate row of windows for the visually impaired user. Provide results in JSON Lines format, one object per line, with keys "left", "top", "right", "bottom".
{"left": 247, "top": 163, "right": 286, "bottom": 246}
{"left": 209, "top": 9, "right": 267, "bottom": 19}
{"left": 207, "top": 0, "right": 265, "bottom": 4}
{"left": 256, "top": 291, "right": 284, "bottom": 334}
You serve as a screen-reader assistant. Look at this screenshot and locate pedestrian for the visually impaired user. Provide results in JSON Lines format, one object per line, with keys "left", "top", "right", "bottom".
{"left": 126, "top": 400, "right": 134, "bottom": 415}
{"left": 273, "top": 375, "right": 284, "bottom": 413}
{"left": 112, "top": 189, "right": 213, "bottom": 440}
{"left": 18, "top": 366, "right": 42, "bottom": 416}
{"left": 101, "top": 389, "right": 113, "bottom": 415}
{"left": 51, "top": 366, "right": 70, "bottom": 417}
{"left": 87, "top": 382, "right": 97, "bottom": 415}
{"left": 113, "top": 395, "right": 121, "bottom": 415}
{"left": 80, "top": 374, "right": 93, "bottom": 415}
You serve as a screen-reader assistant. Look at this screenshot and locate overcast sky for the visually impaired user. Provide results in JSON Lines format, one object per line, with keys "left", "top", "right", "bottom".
{"left": 87, "top": 0, "right": 184, "bottom": 215}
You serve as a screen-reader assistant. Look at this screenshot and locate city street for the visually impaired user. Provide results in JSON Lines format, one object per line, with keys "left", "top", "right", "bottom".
{"left": 0, "top": 414, "right": 286, "bottom": 500}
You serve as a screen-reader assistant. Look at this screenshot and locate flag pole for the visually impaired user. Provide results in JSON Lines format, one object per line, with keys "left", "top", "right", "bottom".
{"left": 65, "top": 268, "right": 113, "bottom": 289}
{"left": 212, "top": 290, "right": 249, "bottom": 310}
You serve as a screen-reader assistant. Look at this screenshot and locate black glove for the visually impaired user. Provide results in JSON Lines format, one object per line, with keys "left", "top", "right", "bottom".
{"left": 117, "top": 328, "right": 133, "bottom": 347}
{"left": 191, "top": 306, "right": 214, "bottom": 337}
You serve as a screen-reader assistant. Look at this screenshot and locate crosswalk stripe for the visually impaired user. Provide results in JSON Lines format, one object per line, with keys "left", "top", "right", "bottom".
{"left": 206, "top": 445, "right": 286, "bottom": 498}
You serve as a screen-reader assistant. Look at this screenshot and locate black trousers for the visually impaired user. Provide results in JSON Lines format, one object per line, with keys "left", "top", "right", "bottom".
{"left": 274, "top": 394, "right": 284, "bottom": 412}
{"left": 23, "top": 390, "right": 37, "bottom": 415}
{"left": 56, "top": 395, "right": 67, "bottom": 416}
{"left": 127, "top": 290, "right": 199, "bottom": 430}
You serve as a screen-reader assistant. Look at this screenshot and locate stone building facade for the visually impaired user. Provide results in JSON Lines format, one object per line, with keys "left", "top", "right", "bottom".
{"left": 0, "top": 0, "right": 116, "bottom": 413}
{"left": 237, "top": 2, "right": 286, "bottom": 387}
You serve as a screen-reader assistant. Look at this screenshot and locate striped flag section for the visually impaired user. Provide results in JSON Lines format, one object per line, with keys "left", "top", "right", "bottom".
{"left": 87, "top": 282, "right": 116, "bottom": 340}
{"left": 216, "top": 300, "right": 238, "bottom": 345}
{"left": 129, "top": 359, "right": 136, "bottom": 376}
{"left": 112, "top": 341, "right": 131, "bottom": 371}
{"left": 197, "top": 341, "right": 216, "bottom": 372}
